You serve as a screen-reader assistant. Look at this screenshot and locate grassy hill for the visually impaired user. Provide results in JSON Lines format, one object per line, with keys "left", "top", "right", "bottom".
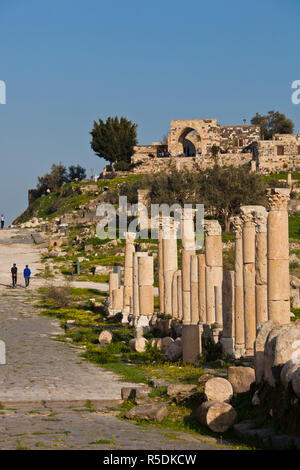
{"left": 13, "top": 174, "right": 143, "bottom": 225}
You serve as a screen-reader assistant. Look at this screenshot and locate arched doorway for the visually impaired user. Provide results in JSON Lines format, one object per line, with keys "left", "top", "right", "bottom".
{"left": 178, "top": 128, "right": 201, "bottom": 156}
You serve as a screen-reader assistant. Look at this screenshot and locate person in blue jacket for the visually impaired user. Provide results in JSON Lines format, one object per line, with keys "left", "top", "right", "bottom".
{"left": 23, "top": 265, "right": 31, "bottom": 288}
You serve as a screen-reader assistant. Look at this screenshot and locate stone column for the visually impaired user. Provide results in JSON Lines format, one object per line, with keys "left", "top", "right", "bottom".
{"left": 137, "top": 255, "right": 154, "bottom": 325}
{"left": 204, "top": 220, "right": 223, "bottom": 326}
{"left": 220, "top": 271, "right": 235, "bottom": 356}
{"left": 232, "top": 216, "right": 245, "bottom": 358}
{"left": 172, "top": 270, "right": 180, "bottom": 320}
{"left": 240, "top": 206, "right": 256, "bottom": 356}
{"left": 181, "top": 208, "right": 201, "bottom": 363}
{"left": 109, "top": 272, "right": 119, "bottom": 316}
{"left": 253, "top": 207, "right": 268, "bottom": 325}
{"left": 181, "top": 208, "right": 195, "bottom": 325}
{"left": 177, "top": 270, "right": 183, "bottom": 320}
{"left": 122, "top": 232, "right": 136, "bottom": 323}
{"left": 158, "top": 216, "right": 164, "bottom": 314}
{"left": 197, "top": 254, "right": 206, "bottom": 325}
{"left": 137, "top": 189, "right": 150, "bottom": 233}
{"left": 111, "top": 288, "right": 123, "bottom": 313}
{"left": 132, "top": 251, "right": 148, "bottom": 322}
{"left": 162, "top": 217, "right": 178, "bottom": 317}
{"left": 190, "top": 254, "right": 199, "bottom": 325}
{"left": 267, "top": 188, "right": 291, "bottom": 324}
{"left": 287, "top": 172, "right": 292, "bottom": 187}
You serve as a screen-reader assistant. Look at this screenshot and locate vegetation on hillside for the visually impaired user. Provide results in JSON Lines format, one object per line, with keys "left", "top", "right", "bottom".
{"left": 90, "top": 116, "right": 138, "bottom": 171}
{"left": 250, "top": 110, "right": 294, "bottom": 140}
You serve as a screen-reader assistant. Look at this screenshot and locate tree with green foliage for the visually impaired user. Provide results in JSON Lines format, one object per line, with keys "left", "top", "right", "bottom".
{"left": 37, "top": 162, "right": 68, "bottom": 195}
{"left": 90, "top": 116, "right": 138, "bottom": 170}
{"left": 251, "top": 110, "right": 294, "bottom": 140}
{"left": 202, "top": 165, "right": 267, "bottom": 232}
{"left": 67, "top": 165, "right": 86, "bottom": 182}
{"left": 106, "top": 165, "right": 267, "bottom": 233}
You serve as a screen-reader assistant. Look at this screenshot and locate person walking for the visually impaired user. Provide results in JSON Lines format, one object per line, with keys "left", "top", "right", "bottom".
{"left": 1, "top": 215, "right": 5, "bottom": 229}
{"left": 23, "top": 265, "right": 31, "bottom": 288}
{"left": 11, "top": 264, "right": 17, "bottom": 287}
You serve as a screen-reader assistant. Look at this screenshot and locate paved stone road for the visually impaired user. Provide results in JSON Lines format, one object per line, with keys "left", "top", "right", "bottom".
{"left": 0, "top": 229, "right": 235, "bottom": 450}
{"left": 0, "top": 293, "right": 135, "bottom": 402}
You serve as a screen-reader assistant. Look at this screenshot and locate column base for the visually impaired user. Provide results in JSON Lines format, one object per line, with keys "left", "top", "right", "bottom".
{"left": 220, "top": 337, "right": 235, "bottom": 356}
{"left": 121, "top": 308, "right": 130, "bottom": 324}
{"left": 182, "top": 324, "right": 202, "bottom": 363}
{"left": 233, "top": 343, "right": 245, "bottom": 359}
{"left": 211, "top": 327, "right": 222, "bottom": 345}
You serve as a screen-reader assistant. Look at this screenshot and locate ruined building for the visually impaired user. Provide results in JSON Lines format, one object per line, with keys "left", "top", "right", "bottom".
{"left": 131, "top": 118, "right": 300, "bottom": 173}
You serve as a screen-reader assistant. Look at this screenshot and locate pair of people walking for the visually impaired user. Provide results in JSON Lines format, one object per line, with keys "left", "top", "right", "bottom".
{"left": 11, "top": 264, "right": 31, "bottom": 288}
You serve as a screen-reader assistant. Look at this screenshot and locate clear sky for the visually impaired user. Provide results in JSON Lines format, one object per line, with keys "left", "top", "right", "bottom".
{"left": 0, "top": 0, "right": 300, "bottom": 223}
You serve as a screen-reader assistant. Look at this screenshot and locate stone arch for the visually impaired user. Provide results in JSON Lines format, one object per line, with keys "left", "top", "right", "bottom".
{"left": 178, "top": 127, "right": 201, "bottom": 156}
{"left": 168, "top": 119, "right": 218, "bottom": 157}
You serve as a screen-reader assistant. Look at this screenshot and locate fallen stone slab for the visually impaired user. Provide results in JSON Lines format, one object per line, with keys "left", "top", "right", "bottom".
{"left": 125, "top": 403, "right": 168, "bottom": 423}
{"left": 167, "top": 384, "right": 198, "bottom": 397}
{"left": 129, "top": 337, "right": 148, "bottom": 353}
{"left": 196, "top": 400, "right": 237, "bottom": 433}
{"left": 121, "top": 386, "right": 152, "bottom": 401}
{"left": 203, "top": 377, "right": 233, "bottom": 403}
{"left": 227, "top": 366, "right": 255, "bottom": 393}
{"left": 163, "top": 337, "right": 182, "bottom": 362}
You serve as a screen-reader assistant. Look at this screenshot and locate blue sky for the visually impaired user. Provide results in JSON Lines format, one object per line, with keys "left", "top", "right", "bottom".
{"left": 0, "top": 0, "right": 299, "bottom": 223}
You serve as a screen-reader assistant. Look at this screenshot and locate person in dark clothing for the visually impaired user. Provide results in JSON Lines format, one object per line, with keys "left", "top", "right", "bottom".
{"left": 11, "top": 264, "right": 17, "bottom": 287}
{"left": 23, "top": 265, "right": 31, "bottom": 288}
{"left": 1, "top": 215, "right": 4, "bottom": 229}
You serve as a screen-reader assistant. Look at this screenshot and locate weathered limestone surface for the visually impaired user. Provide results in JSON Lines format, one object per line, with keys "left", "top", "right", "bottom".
{"left": 204, "top": 220, "right": 222, "bottom": 325}
{"left": 267, "top": 188, "right": 291, "bottom": 324}
{"left": 203, "top": 377, "right": 233, "bottom": 403}
{"left": 162, "top": 218, "right": 178, "bottom": 317}
{"left": 254, "top": 320, "right": 279, "bottom": 383}
{"left": 232, "top": 217, "right": 244, "bottom": 358}
{"left": 196, "top": 401, "right": 237, "bottom": 433}
{"left": 98, "top": 330, "right": 113, "bottom": 344}
{"left": 122, "top": 233, "right": 136, "bottom": 320}
{"left": 190, "top": 255, "right": 199, "bottom": 325}
{"left": 125, "top": 404, "right": 168, "bottom": 423}
{"left": 221, "top": 271, "right": 235, "bottom": 356}
{"left": 253, "top": 207, "right": 268, "bottom": 324}
{"left": 197, "top": 254, "right": 206, "bottom": 324}
{"left": 138, "top": 255, "right": 154, "bottom": 316}
{"left": 240, "top": 207, "right": 256, "bottom": 356}
{"left": 132, "top": 252, "right": 148, "bottom": 318}
{"left": 227, "top": 366, "right": 255, "bottom": 393}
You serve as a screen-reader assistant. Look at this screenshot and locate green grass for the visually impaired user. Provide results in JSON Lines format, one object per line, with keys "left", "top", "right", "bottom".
{"left": 289, "top": 213, "right": 300, "bottom": 241}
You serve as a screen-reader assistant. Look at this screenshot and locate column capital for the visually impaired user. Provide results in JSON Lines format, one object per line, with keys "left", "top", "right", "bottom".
{"left": 267, "top": 188, "right": 290, "bottom": 211}
{"left": 252, "top": 206, "right": 268, "bottom": 233}
{"left": 232, "top": 216, "right": 243, "bottom": 237}
{"left": 204, "top": 220, "right": 221, "bottom": 236}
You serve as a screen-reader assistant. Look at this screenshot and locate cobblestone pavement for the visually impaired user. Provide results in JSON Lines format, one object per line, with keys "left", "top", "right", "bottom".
{"left": 0, "top": 404, "right": 233, "bottom": 450}
{"left": 0, "top": 230, "right": 235, "bottom": 450}
{"left": 0, "top": 293, "right": 135, "bottom": 402}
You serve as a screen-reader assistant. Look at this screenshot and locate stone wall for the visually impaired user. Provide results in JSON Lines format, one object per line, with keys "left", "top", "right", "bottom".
{"left": 132, "top": 153, "right": 252, "bottom": 174}
{"left": 258, "top": 134, "right": 300, "bottom": 171}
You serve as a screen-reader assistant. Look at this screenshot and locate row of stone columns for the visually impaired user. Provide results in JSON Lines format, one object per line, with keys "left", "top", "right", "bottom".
{"left": 108, "top": 187, "right": 291, "bottom": 362}
{"left": 229, "top": 188, "right": 291, "bottom": 358}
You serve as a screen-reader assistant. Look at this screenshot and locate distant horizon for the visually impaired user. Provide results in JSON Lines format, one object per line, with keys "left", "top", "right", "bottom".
{"left": 1, "top": 0, "right": 300, "bottom": 224}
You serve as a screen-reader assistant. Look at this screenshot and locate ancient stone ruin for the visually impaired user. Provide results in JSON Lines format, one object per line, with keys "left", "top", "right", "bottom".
{"left": 107, "top": 187, "right": 292, "bottom": 366}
